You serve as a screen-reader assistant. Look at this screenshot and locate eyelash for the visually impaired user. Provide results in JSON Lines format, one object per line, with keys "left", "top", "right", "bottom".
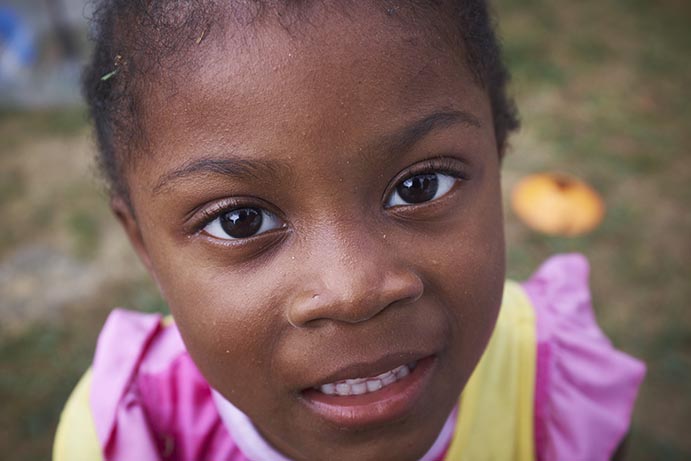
{"left": 191, "top": 199, "right": 282, "bottom": 235}
{"left": 400, "top": 157, "right": 466, "bottom": 181}
{"left": 192, "top": 157, "right": 468, "bottom": 240}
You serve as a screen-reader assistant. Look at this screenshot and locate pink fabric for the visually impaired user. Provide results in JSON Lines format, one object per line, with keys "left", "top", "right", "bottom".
{"left": 88, "top": 254, "right": 645, "bottom": 460}
{"left": 524, "top": 254, "right": 646, "bottom": 461}
{"left": 90, "top": 309, "right": 246, "bottom": 461}
{"left": 90, "top": 309, "right": 163, "bottom": 454}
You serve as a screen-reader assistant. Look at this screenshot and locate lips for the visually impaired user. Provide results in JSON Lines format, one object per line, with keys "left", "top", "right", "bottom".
{"left": 300, "top": 355, "right": 436, "bottom": 428}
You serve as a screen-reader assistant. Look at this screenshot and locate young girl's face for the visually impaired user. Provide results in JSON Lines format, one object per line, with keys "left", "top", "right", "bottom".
{"left": 118, "top": 5, "right": 505, "bottom": 460}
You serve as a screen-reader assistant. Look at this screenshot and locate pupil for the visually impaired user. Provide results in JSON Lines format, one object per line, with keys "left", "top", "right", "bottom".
{"left": 397, "top": 173, "right": 439, "bottom": 204}
{"left": 220, "top": 208, "right": 263, "bottom": 238}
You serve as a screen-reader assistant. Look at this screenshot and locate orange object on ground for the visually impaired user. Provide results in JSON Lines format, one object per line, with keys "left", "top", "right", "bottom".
{"left": 511, "top": 172, "right": 605, "bottom": 236}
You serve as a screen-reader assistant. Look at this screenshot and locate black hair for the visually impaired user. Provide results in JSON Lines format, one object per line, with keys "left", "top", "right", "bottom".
{"left": 82, "top": 0, "right": 519, "bottom": 202}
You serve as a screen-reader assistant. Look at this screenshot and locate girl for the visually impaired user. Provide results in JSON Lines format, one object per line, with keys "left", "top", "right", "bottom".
{"left": 54, "top": 1, "right": 645, "bottom": 460}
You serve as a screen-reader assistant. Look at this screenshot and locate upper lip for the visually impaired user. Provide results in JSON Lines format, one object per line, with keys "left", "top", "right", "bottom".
{"left": 304, "top": 351, "right": 433, "bottom": 390}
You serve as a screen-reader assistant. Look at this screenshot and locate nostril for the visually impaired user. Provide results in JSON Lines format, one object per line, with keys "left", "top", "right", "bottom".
{"left": 391, "top": 270, "right": 424, "bottom": 306}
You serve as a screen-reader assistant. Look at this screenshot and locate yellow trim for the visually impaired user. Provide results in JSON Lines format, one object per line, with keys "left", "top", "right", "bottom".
{"left": 53, "top": 368, "right": 104, "bottom": 461}
{"left": 445, "top": 281, "right": 537, "bottom": 460}
{"left": 162, "top": 314, "right": 174, "bottom": 327}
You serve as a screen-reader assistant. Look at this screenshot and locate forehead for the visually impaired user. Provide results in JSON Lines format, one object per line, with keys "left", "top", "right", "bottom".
{"left": 133, "top": 4, "right": 489, "bottom": 183}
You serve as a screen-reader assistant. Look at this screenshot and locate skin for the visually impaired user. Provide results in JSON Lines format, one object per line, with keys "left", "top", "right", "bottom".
{"left": 114, "top": 4, "right": 505, "bottom": 460}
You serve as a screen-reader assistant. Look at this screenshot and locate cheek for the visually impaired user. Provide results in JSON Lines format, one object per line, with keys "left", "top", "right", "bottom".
{"left": 152, "top": 254, "right": 287, "bottom": 398}
{"left": 421, "top": 169, "right": 504, "bottom": 296}
{"left": 428, "top": 229, "right": 504, "bottom": 338}
{"left": 414, "top": 178, "right": 505, "bottom": 379}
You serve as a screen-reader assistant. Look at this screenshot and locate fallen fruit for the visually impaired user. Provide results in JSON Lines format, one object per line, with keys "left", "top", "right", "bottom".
{"left": 511, "top": 172, "right": 605, "bottom": 236}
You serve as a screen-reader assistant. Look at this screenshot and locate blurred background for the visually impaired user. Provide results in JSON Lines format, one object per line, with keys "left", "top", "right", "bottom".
{"left": 0, "top": 0, "right": 689, "bottom": 459}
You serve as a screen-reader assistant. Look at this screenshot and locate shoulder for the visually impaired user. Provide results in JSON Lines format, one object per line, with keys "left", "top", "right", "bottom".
{"left": 522, "top": 254, "right": 646, "bottom": 461}
{"left": 55, "top": 309, "right": 243, "bottom": 461}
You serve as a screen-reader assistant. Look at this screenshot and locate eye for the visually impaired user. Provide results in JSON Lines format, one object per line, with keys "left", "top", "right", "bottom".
{"left": 386, "top": 172, "right": 457, "bottom": 207}
{"left": 203, "top": 207, "right": 283, "bottom": 240}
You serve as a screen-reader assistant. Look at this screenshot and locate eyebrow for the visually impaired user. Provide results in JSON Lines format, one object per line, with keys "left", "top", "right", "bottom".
{"left": 152, "top": 109, "right": 481, "bottom": 195}
{"left": 153, "top": 156, "right": 291, "bottom": 195}
{"left": 372, "top": 109, "right": 482, "bottom": 159}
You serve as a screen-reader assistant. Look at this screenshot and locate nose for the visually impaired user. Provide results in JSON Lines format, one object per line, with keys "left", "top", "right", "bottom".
{"left": 286, "top": 232, "right": 424, "bottom": 327}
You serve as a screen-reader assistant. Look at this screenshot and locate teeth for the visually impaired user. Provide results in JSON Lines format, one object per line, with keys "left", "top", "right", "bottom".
{"left": 317, "top": 363, "right": 414, "bottom": 397}
{"left": 320, "top": 383, "right": 336, "bottom": 395}
{"left": 366, "top": 380, "right": 382, "bottom": 392}
{"left": 336, "top": 383, "right": 351, "bottom": 396}
{"left": 351, "top": 382, "right": 367, "bottom": 395}
{"left": 381, "top": 371, "right": 397, "bottom": 386}
{"left": 395, "top": 366, "right": 409, "bottom": 379}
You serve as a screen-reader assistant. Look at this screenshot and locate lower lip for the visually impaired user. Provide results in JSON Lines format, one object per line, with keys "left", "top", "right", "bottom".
{"left": 300, "top": 356, "right": 436, "bottom": 429}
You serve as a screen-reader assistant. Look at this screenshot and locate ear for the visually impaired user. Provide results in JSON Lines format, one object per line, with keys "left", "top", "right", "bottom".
{"left": 110, "top": 196, "right": 155, "bottom": 276}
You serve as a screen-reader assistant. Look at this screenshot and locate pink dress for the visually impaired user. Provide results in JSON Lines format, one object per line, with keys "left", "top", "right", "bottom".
{"left": 87, "top": 254, "right": 645, "bottom": 460}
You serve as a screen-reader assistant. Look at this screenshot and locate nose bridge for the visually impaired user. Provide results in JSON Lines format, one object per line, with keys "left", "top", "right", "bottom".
{"left": 288, "top": 220, "right": 422, "bottom": 327}
{"left": 321, "top": 224, "right": 380, "bottom": 299}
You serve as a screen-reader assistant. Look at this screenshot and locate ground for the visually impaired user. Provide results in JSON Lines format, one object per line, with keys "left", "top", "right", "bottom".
{"left": 1, "top": 0, "right": 690, "bottom": 459}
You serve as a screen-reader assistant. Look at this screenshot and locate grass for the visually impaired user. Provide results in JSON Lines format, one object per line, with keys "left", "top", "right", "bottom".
{"left": 0, "top": 106, "right": 88, "bottom": 151}
{"left": 497, "top": 0, "right": 691, "bottom": 457}
{"left": 66, "top": 209, "right": 100, "bottom": 259}
{"left": 1, "top": 0, "right": 690, "bottom": 459}
{"left": 0, "top": 322, "right": 95, "bottom": 459}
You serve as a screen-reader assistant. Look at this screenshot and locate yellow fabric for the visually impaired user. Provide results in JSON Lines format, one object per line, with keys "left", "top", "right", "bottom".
{"left": 162, "top": 314, "right": 174, "bottom": 327}
{"left": 445, "top": 281, "right": 537, "bottom": 461}
{"left": 53, "top": 368, "right": 104, "bottom": 461}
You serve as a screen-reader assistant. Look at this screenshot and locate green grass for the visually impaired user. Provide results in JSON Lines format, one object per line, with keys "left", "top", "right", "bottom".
{"left": 0, "top": 106, "right": 88, "bottom": 151}
{"left": 0, "top": 317, "right": 102, "bottom": 460}
{"left": 66, "top": 209, "right": 100, "bottom": 259}
{"left": 0, "top": 169, "right": 25, "bottom": 206}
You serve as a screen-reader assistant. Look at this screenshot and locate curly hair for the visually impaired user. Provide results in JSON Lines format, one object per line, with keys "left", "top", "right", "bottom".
{"left": 82, "top": 0, "right": 519, "bottom": 202}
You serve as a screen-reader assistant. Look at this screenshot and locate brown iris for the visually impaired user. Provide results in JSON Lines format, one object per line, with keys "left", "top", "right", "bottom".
{"left": 220, "top": 208, "right": 263, "bottom": 238}
{"left": 396, "top": 173, "right": 439, "bottom": 204}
